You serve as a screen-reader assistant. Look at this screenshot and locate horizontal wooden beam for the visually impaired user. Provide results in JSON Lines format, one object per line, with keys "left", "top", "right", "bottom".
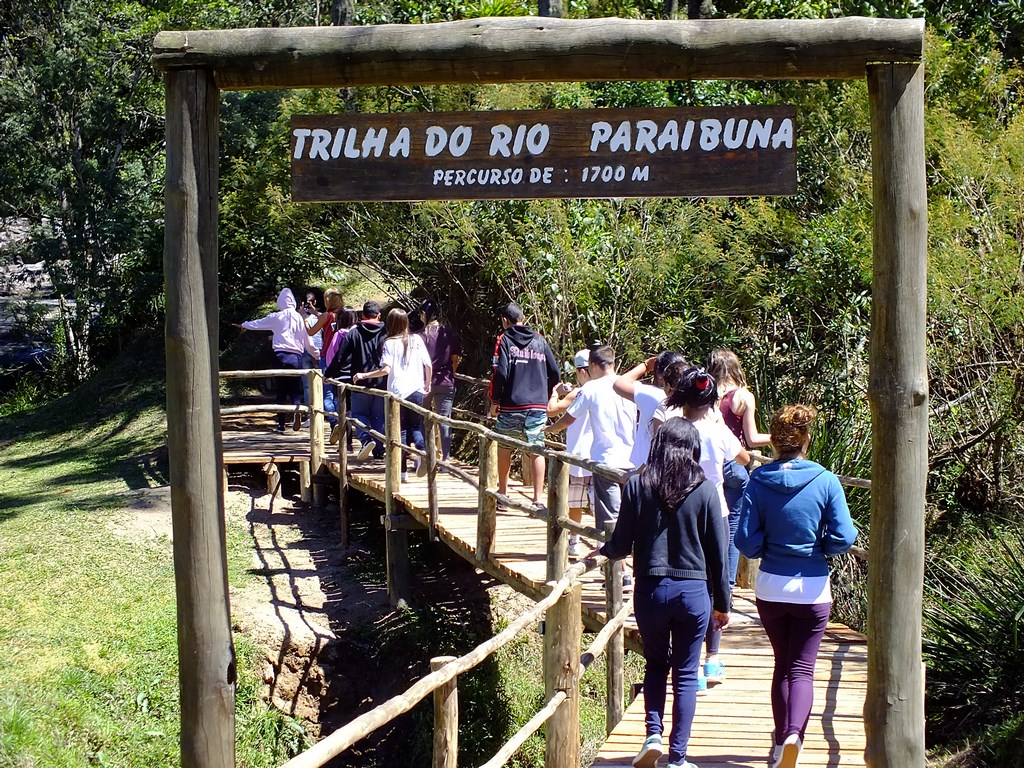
{"left": 152, "top": 16, "right": 923, "bottom": 89}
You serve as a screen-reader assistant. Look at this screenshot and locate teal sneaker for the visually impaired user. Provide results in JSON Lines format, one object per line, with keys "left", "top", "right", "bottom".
{"left": 704, "top": 658, "right": 726, "bottom": 685}
{"left": 696, "top": 672, "right": 707, "bottom": 697}
{"left": 632, "top": 734, "right": 663, "bottom": 768}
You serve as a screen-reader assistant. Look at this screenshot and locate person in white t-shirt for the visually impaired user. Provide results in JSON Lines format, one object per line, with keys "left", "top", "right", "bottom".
{"left": 547, "top": 349, "right": 594, "bottom": 558}
{"left": 353, "top": 309, "right": 432, "bottom": 482}
{"left": 612, "top": 350, "right": 687, "bottom": 470}
{"left": 544, "top": 345, "right": 636, "bottom": 531}
{"left": 662, "top": 365, "right": 750, "bottom": 695}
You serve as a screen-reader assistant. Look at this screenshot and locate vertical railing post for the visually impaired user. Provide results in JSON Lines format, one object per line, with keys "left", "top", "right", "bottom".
{"left": 384, "top": 393, "right": 409, "bottom": 608}
{"left": 308, "top": 369, "right": 326, "bottom": 508}
{"left": 604, "top": 520, "right": 624, "bottom": 733}
{"left": 424, "top": 414, "right": 440, "bottom": 541}
{"left": 337, "top": 385, "right": 350, "bottom": 547}
{"left": 385, "top": 393, "right": 402, "bottom": 514}
{"left": 546, "top": 457, "right": 570, "bottom": 582}
{"left": 476, "top": 434, "right": 498, "bottom": 561}
{"left": 430, "top": 656, "right": 458, "bottom": 768}
{"left": 544, "top": 581, "right": 582, "bottom": 768}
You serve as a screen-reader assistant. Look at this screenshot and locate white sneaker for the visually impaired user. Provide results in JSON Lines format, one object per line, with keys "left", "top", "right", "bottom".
{"left": 356, "top": 442, "right": 374, "bottom": 461}
{"left": 632, "top": 734, "right": 663, "bottom": 768}
{"left": 400, "top": 472, "right": 408, "bottom": 483}
{"left": 416, "top": 456, "right": 428, "bottom": 477}
{"left": 775, "top": 734, "right": 801, "bottom": 768}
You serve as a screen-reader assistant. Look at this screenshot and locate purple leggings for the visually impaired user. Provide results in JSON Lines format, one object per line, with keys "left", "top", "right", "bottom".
{"left": 756, "top": 599, "right": 831, "bottom": 742}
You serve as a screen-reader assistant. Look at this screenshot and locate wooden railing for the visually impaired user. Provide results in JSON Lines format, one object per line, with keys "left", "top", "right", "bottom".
{"left": 219, "top": 367, "right": 870, "bottom": 767}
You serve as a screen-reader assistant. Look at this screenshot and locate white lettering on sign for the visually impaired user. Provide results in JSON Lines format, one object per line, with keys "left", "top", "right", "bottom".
{"left": 587, "top": 118, "right": 793, "bottom": 153}
{"left": 431, "top": 166, "right": 555, "bottom": 186}
{"left": 425, "top": 126, "right": 475, "bottom": 157}
{"left": 488, "top": 124, "right": 551, "bottom": 157}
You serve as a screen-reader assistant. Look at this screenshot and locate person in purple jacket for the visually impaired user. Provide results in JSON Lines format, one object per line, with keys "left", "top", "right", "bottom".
{"left": 735, "top": 404, "right": 858, "bottom": 768}
{"left": 235, "top": 288, "right": 321, "bottom": 432}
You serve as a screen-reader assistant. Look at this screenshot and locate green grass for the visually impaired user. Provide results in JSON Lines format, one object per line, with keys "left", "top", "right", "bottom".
{"left": 0, "top": 351, "right": 307, "bottom": 768}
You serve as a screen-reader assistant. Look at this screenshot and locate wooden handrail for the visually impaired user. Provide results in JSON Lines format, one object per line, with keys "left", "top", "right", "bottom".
{"left": 220, "top": 368, "right": 311, "bottom": 378}
{"left": 477, "top": 692, "right": 568, "bottom": 768}
{"left": 580, "top": 598, "right": 634, "bottom": 671}
{"left": 221, "top": 404, "right": 310, "bottom": 416}
{"left": 330, "top": 379, "right": 630, "bottom": 483}
{"left": 279, "top": 559, "right": 597, "bottom": 768}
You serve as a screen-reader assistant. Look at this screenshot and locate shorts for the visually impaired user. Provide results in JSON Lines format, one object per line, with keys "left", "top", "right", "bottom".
{"left": 568, "top": 475, "right": 591, "bottom": 510}
{"left": 494, "top": 409, "right": 547, "bottom": 448}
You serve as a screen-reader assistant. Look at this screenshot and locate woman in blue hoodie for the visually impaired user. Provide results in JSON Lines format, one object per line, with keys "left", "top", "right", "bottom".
{"left": 735, "top": 405, "right": 858, "bottom": 768}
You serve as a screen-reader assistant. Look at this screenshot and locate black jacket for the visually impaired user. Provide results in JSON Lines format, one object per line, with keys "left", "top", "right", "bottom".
{"left": 601, "top": 475, "right": 730, "bottom": 613}
{"left": 488, "top": 324, "right": 560, "bottom": 412}
{"left": 327, "top": 320, "right": 386, "bottom": 387}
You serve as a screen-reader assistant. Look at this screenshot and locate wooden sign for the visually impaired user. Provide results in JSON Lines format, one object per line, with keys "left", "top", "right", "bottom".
{"left": 291, "top": 106, "right": 796, "bottom": 202}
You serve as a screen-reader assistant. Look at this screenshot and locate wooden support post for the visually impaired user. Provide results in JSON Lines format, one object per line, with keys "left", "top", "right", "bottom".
{"left": 308, "top": 369, "right": 326, "bottom": 508}
{"left": 544, "top": 581, "right": 581, "bottom": 768}
{"left": 337, "top": 389, "right": 349, "bottom": 547}
{"left": 865, "top": 62, "right": 927, "bottom": 768}
{"left": 430, "top": 656, "right": 458, "bottom": 768}
{"left": 384, "top": 394, "right": 409, "bottom": 608}
{"left": 164, "top": 67, "right": 235, "bottom": 768}
{"left": 298, "top": 460, "right": 311, "bottom": 502}
{"left": 603, "top": 520, "right": 624, "bottom": 734}
{"left": 546, "top": 457, "right": 570, "bottom": 582}
{"left": 387, "top": 527, "right": 410, "bottom": 610}
{"left": 424, "top": 414, "right": 440, "bottom": 541}
{"left": 264, "top": 462, "right": 281, "bottom": 499}
{"left": 476, "top": 434, "right": 498, "bottom": 562}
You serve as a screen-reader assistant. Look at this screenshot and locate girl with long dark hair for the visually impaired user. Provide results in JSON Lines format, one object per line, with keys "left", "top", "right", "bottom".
{"left": 596, "top": 418, "right": 730, "bottom": 768}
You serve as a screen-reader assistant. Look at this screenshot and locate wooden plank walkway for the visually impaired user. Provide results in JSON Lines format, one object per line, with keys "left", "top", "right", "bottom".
{"left": 221, "top": 431, "right": 867, "bottom": 768}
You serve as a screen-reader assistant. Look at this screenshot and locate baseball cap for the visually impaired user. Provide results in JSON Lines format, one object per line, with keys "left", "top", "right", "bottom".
{"left": 573, "top": 349, "right": 590, "bottom": 369}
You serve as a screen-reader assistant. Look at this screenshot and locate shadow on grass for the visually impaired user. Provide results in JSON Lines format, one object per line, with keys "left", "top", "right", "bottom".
{"left": 237, "top": 469, "right": 518, "bottom": 767}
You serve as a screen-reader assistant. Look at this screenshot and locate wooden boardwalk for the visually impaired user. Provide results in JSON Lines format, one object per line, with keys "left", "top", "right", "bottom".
{"left": 222, "top": 431, "right": 867, "bottom": 768}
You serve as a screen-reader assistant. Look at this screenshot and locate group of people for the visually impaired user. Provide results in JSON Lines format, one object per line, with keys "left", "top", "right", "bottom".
{"left": 237, "top": 288, "right": 462, "bottom": 480}
{"left": 239, "top": 291, "right": 858, "bottom": 768}
{"left": 484, "top": 301, "right": 858, "bottom": 768}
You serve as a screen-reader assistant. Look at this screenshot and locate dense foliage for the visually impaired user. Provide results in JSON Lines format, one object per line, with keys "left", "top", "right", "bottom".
{"left": 3, "top": 0, "right": 1024, "bottom": 763}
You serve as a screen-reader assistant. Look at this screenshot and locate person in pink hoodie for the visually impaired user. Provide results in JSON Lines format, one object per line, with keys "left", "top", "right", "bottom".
{"left": 235, "top": 288, "right": 320, "bottom": 432}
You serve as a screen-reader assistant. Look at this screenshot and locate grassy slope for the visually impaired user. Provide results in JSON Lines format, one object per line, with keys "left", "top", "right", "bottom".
{"left": 0, "top": 351, "right": 304, "bottom": 768}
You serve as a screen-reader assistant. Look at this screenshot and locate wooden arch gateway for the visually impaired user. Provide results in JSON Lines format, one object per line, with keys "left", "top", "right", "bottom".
{"left": 152, "top": 17, "right": 927, "bottom": 768}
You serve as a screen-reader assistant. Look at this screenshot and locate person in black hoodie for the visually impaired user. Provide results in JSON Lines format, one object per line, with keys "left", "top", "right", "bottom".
{"left": 328, "top": 300, "right": 388, "bottom": 460}
{"left": 488, "top": 302, "right": 560, "bottom": 506}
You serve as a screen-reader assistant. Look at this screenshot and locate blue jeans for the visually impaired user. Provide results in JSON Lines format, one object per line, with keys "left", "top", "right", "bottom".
{"left": 400, "top": 391, "right": 426, "bottom": 474}
{"left": 634, "top": 576, "right": 710, "bottom": 765}
{"left": 424, "top": 384, "right": 455, "bottom": 459}
{"left": 351, "top": 390, "right": 385, "bottom": 455}
{"left": 321, "top": 358, "right": 337, "bottom": 427}
{"left": 274, "top": 351, "right": 304, "bottom": 428}
{"left": 722, "top": 459, "right": 749, "bottom": 587}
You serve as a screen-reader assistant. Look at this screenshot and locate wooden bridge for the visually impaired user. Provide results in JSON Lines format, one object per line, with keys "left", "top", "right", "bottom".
{"left": 220, "top": 370, "right": 869, "bottom": 768}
